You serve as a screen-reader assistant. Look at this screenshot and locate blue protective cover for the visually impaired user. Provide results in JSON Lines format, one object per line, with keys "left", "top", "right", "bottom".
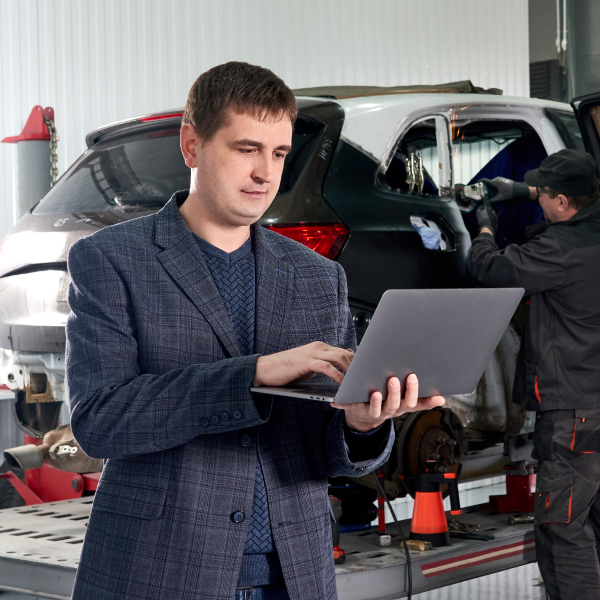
{"left": 463, "top": 133, "right": 547, "bottom": 248}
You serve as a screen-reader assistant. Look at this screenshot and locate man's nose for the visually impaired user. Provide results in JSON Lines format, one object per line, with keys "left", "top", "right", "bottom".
{"left": 252, "top": 154, "right": 274, "bottom": 183}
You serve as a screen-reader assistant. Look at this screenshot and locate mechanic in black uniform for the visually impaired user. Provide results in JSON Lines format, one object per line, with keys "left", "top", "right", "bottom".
{"left": 466, "top": 149, "right": 600, "bottom": 600}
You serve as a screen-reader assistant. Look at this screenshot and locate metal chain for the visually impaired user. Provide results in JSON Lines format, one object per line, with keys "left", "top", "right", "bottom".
{"left": 43, "top": 116, "right": 58, "bottom": 186}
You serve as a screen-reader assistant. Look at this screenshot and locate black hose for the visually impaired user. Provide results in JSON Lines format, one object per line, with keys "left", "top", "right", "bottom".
{"left": 375, "top": 476, "right": 412, "bottom": 600}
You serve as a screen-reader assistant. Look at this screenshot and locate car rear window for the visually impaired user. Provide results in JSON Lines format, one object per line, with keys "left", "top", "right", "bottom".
{"left": 33, "top": 115, "right": 324, "bottom": 216}
{"left": 33, "top": 130, "right": 187, "bottom": 215}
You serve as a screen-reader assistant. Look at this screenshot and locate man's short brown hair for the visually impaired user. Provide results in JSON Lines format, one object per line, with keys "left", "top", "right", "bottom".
{"left": 182, "top": 62, "right": 298, "bottom": 143}
{"left": 541, "top": 177, "right": 600, "bottom": 211}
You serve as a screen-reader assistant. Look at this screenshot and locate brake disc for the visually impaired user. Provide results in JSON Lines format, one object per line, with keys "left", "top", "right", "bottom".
{"left": 392, "top": 408, "right": 467, "bottom": 498}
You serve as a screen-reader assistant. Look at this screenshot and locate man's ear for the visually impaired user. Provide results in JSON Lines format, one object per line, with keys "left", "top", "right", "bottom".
{"left": 181, "top": 124, "right": 200, "bottom": 168}
{"left": 556, "top": 193, "right": 571, "bottom": 213}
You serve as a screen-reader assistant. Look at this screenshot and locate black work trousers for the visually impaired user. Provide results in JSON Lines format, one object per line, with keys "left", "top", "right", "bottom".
{"left": 533, "top": 409, "right": 600, "bottom": 600}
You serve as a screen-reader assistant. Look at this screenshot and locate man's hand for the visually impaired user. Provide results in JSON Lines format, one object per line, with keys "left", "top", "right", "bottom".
{"left": 476, "top": 195, "right": 498, "bottom": 235}
{"left": 253, "top": 341, "right": 354, "bottom": 387}
{"left": 331, "top": 374, "right": 445, "bottom": 432}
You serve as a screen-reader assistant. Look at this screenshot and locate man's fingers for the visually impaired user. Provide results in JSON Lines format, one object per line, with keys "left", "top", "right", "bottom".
{"left": 416, "top": 395, "right": 446, "bottom": 410}
{"left": 310, "top": 359, "right": 345, "bottom": 384}
{"left": 403, "top": 373, "right": 419, "bottom": 409}
{"left": 368, "top": 390, "right": 383, "bottom": 418}
{"left": 257, "top": 343, "right": 356, "bottom": 388}
{"left": 390, "top": 394, "right": 446, "bottom": 417}
{"left": 382, "top": 377, "right": 401, "bottom": 415}
{"left": 319, "top": 348, "right": 354, "bottom": 373}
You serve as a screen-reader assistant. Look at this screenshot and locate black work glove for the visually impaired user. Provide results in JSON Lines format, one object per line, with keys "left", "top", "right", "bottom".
{"left": 476, "top": 196, "right": 498, "bottom": 235}
{"left": 479, "top": 177, "right": 531, "bottom": 202}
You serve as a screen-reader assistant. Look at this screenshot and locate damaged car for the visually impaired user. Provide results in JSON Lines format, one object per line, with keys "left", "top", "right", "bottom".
{"left": 1, "top": 81, "right": 599, "bottom": 508}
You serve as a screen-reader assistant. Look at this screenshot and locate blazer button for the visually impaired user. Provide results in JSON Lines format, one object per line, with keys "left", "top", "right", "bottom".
{"left": 221, "top": 412, "right": 230, "bottom": 422}
{"left": 201, "top": 418, "right": 209, "bottom": 427}
{"left": 233, "top": 410, "right": 242, "bottom": 419}
{"left": 231, "top": 510, "right": 245, "bottom": 523}
{"left": 240, "top": 433, "right": 252, "bottom": 447}
{"left": 211, "top": 415, "right": 220, "bottom": 425}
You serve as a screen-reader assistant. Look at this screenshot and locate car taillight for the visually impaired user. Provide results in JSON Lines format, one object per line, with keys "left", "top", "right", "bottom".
{"left": 265, "top": 223, "right": 349, "bottom": 260}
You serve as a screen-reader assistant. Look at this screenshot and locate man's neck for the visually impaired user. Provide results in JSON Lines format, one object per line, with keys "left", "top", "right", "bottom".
{"left": 179, "top": 191, "right": 251, "bottom": 253}
{"left": 553, "top": 207, "right": 580, "bottom": 223}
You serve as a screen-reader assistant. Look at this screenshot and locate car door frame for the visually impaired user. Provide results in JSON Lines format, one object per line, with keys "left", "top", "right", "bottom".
{"left": 571, "top": 91, "right": 600, "bottom": 176}
{"left": 376, "top": 109, "right": 470, "bottom": 276}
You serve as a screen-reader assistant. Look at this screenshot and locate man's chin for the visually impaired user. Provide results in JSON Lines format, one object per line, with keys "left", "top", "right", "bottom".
{"left": 231, "top": 204, "right": 273, "bottom": 225}
{"left": 229, "top": 211, "right": 267, "bottom": 227}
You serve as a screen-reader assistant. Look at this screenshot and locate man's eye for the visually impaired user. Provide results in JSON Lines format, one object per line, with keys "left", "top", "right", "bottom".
{"left": 275, "top": 152, "right": 287, "bottom": 160}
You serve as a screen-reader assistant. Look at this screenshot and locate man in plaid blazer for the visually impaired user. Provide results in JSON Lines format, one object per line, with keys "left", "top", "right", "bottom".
{"left": 66, "top": 62, "right": 444, "bottom": 600}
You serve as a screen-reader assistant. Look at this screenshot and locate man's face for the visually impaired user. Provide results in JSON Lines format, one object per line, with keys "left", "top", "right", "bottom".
{"left": 538, "top": 189, "right": 560, "bottom": 222}
{"left": 537, "top": 187, "right": 573, "bottom": 223}
{"left": 182, "top": 111, "right": 292, "bottom": 227}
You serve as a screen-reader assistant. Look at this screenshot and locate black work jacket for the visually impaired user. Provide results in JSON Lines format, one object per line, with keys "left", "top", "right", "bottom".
{"left": 467, "top": 201, "right": 600, "bottom": 411}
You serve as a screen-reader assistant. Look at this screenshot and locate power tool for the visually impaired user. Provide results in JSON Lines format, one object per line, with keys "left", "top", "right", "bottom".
{"left": 409, "top": 463, "right": 462, "bottom": 547}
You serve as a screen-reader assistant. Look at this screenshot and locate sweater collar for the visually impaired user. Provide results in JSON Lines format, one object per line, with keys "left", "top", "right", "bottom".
{"left": 153, "top": 191, "right": 294, "bottom": 358}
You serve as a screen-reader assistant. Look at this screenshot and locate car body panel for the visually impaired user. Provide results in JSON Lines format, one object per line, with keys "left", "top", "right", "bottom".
{"left": 324, "top": 140, "right": 470, "bottom": 305}
{"left": 332, "top": 93, "right": 574, "bottom": 167}
{"left": 0, "top": 269, "right": 70, "bottom": 353}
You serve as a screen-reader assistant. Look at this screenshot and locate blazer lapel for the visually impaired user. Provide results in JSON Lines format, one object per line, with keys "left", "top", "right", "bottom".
{"left": 254, "top": 224, "right": 295, "bottom": 355}
{"left": 154, "top": 196, "right": 241, "bottom": 358}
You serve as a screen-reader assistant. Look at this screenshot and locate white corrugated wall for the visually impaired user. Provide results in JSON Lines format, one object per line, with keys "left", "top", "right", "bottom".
{"left": 0, "top": 0, "right": 529, "bottom": 241}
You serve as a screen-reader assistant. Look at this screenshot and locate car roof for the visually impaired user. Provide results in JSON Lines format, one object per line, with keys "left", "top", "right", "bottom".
{"left": 294, "top": 92, "right": 574, "bottom": 166}
{"left": 85, "top": 88, "right": 574, "bottom": 167}
{"left": 291, "top": 80, "right": 503, "bottom": 98}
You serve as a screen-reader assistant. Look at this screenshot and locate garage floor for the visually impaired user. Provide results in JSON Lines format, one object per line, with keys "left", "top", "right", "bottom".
{"left": 0, "top": 479, "right": 547, "bottom": 599}
{"left": 0, "top": 563, "right": 548, "bottom": 600}
{"left": 418, "top": 563, "right": 546, "bottom": 599}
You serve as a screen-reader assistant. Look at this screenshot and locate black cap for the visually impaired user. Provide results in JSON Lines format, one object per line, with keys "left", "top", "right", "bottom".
{"left": 525, "top": 149, "right": 597, "bottom": 196}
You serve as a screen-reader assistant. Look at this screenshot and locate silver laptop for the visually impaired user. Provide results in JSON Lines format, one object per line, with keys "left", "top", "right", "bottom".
{"left": 251, "top": 288, "right": 524, "bottom": 404}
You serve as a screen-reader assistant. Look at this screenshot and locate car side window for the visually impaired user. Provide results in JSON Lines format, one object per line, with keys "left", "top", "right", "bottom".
{"left": 383, "top": 118, "right": 440, "bottom": 196}
{"left": 449, "top": 118, "right": 546, "bottom": 186}
{"left": 449, "top": 116, "right": 548, "bottom": 247}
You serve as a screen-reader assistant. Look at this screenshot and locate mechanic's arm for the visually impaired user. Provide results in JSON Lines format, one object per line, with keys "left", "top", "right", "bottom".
{"left": 466, "top": 199, "right": 564, "bottom": 294}
{"left": 478, "top": 177, "right": 538, "bottom": 203}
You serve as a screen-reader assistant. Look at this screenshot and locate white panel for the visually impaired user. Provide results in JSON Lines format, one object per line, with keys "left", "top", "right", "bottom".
{"left": 453, "top": 140, "right": 512, "bottom": 186}
{"left": 0, "top": 0, "right": 530, "bottom": 242}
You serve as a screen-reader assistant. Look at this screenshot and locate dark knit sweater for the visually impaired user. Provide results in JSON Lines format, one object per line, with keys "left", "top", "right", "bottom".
{"left": 195, "top": 233, "right": 283, "bottom": 587}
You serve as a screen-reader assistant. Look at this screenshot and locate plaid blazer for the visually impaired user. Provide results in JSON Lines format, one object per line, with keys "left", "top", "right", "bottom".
{"left": 66, "top": 193, "right": 394, "bottom": 600}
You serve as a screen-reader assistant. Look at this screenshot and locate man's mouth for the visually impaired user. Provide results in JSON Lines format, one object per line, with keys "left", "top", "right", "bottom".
{"left": 242, "top": 190, "right": 267, "bottom": 198}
